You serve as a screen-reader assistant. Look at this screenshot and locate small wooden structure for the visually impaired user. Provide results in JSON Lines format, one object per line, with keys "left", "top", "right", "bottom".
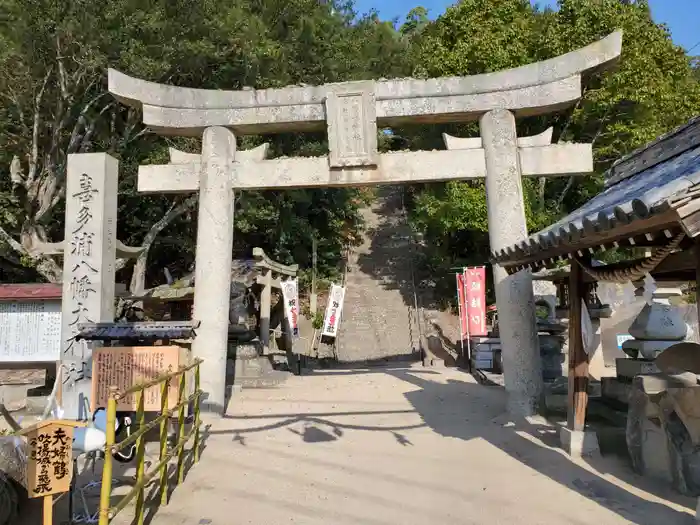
{"left": 125, "top": 248, "right": 298, "bottom": 349}
{"left": 492, "top": 116, "right": 700, "bottom": 434}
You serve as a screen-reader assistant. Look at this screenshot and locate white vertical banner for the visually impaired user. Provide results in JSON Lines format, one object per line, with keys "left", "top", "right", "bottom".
{"left": 322, "top": 284, "right": 346, "bottom": 338}
{"left": 281, "top": 278, "right": 300, "bottom": 338}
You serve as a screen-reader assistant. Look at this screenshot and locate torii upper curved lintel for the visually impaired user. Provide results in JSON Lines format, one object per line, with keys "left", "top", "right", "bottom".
{"left": 108, "top": 31, "right": 622, "bottom": 137}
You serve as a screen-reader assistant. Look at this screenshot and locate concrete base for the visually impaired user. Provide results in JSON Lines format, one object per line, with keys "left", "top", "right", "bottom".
{"left": 560, "top": 427, "right": 600, "bottom": 457}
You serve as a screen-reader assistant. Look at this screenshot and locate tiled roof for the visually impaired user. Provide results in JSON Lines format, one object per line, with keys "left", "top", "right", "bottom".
{"left": 0, "top": 283, "right": 62, "bottom": 301}
{"left": 75, "top": 321, "right": 200, "bottom": 342}
{"left": 492, "top": 116, "right": 700, "bottom": 266}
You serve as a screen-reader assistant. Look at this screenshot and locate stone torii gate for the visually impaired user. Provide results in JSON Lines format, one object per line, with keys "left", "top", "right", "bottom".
{"left": 108, "top": 31, "right": 622, "bottom": 416}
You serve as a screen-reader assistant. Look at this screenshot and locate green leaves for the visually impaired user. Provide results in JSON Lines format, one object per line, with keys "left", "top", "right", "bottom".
{"left": 404, "top": 0, "right": 700, "bottom": 305}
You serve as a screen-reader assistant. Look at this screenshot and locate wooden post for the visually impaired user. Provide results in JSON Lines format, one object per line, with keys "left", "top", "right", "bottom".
{"left": 695, "top": 243, "right": 700, "bottom": 328}
{"left": 43, "top": 495, "right": 53, "bottom": 525}
{"left": 567, "top": 257, "right": 589, "bottom": 431}
{"left": 260, "top": 269, "right": 272, "bottom": 351}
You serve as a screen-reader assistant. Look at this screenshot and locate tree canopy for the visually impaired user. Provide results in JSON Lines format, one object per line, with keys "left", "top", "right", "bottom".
{"left": 403, "top": 0, "right": 700, "bottom": 303}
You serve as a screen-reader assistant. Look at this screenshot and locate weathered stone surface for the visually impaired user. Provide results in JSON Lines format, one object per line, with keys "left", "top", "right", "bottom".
{"left": 623, "top": 339, "right": 681, "bottom": 360}
{"left": 656, "top": 342, "right": 700, "bottom": 375}
{"left": 627, "top": 375, "right": 700, "bottom": 496}
{"left": 108, "top": 32, "right": 622, "bottom": 135}
{"left": 60, "top": 153, "right": 118, "bottom": 419}
{"left": 228, "top": 343, "right": 291, "bottom": 389}
{"left": 560, "top": 427, "right": 600, "bottom": 457}
{"left": 442, "top": 127, "right": 553, "bottom": 150}
{"left": 326, "top": 81, "right": 378, "bottom": 168}
{"left": 137, "top": 144, "right": 593, "bottom": 194}
{"left": 169, "top": 143, "right": 270, "bottom": 163}
{"left": 629, "top": 302, "right": 688, "bottom": 341}
{"left": 191, "top": 127, "right": 237, "bottom": 414}
{"left": 616, "top": 357, "right": 660, "bottom": 379}
{"left": 481, "top": 109, "right": 543, "bottom": 416}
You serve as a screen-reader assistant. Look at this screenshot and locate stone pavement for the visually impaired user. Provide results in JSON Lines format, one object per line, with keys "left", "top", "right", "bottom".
{"left": 110, "top": 365, "right": 694, "bottom": 525}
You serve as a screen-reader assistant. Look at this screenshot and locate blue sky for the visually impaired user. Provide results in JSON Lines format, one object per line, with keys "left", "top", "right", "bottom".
{"left": 354, "top": 0, "right": 699, "bottom": 53}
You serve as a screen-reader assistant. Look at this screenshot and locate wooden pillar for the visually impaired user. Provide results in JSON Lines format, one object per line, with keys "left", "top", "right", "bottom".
{"left": 567, "top": 257, "right": 589, "bottom": 431}
{"left": 695, "top": 243, "right": 700, "bottom": 328}
{"left": 260, "top": 269, "right": 272, "bottom": 351}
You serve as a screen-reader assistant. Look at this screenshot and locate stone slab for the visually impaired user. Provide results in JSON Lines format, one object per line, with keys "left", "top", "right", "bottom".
{"left": 559, "top": 427, "right": 600, "bottom": 457}
{"left": 60, "top": 153, "right": 118, "bottom": 420}
{"left": 138, "top": 144, "right": 593, "bottom": 194}
{"left": 601, "top": 377, "right": 633, "bottom": 405}
{"left": 108, "top": 32, "right": 622, "bottom": 135}
{"left": 616, "top": 358, "right": 660, "bottom": 379}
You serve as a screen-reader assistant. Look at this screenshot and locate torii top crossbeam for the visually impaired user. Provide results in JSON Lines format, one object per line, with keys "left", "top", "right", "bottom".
{"left": 109, "top": 32, "right": 622, "bottom": 137}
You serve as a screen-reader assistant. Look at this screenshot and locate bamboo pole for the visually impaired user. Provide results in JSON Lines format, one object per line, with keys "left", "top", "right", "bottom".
{"left": 134, "top": 391, "right": 147, "bottom": 525}
{"left": 159, "top": 379, "right": 170, "bottom": 506}
{"left": 98, "top": 388, "right": 118, "bottom": 525}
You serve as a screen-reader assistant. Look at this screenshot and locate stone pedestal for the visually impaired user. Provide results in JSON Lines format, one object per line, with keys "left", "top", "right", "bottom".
{"left": 560, "top": 426, "right": 600, "bottom": 457}
{"left": 228, "top": 341, "right": 291, "bottom": 389}
{"left": 481, "top": 109, "right": 543, "bottom": 417}
{"left": 627, "top": 373, "right": 700, "bottom": 495}
{"left": 191, "top": 127, "right": 237, "bottom": 415}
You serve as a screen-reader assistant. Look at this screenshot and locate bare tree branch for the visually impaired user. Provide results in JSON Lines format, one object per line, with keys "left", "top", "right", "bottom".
{"left": 130, "top": 195, "right": 198, "bottom": 294}
{"left": 27, "top": 68, "right": 52, "bottom": 186}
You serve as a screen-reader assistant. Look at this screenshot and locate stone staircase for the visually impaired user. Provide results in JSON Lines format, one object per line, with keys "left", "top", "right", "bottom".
{"left": 335, "top": 186, "right": 421, "bottom": 363}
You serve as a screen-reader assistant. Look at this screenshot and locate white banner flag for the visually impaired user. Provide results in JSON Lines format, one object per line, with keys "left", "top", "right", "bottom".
{"left": 281, "top": 278, "right": 299, "bottom": 338}
{"left": 322, "top": 284, "right": 346, "bottom": 338}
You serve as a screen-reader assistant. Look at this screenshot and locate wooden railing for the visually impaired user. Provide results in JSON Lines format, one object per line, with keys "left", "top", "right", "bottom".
{"left": 98, "top": 359, "right": 203, "bottom": 525}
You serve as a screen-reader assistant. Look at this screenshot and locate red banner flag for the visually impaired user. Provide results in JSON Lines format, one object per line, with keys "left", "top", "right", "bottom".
{"left": 464, "top": 267, "right": 487, "bottom": 337}
{"left": 456, "top": 272, "right": 468, "bottom": 339}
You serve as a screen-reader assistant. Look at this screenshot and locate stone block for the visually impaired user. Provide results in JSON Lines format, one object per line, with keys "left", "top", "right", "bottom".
{"left": 559, "top": 427, "right": 600, "bottom": 457}
{"left": 616, "top": 358, "right": 660, "bottom": 379}
{"left": 627, "top": 376, "right": 700, "bottom": 495}
{"left": 601, "top": 377, "right": 632, "bottom": 405}
{"left": 326, "top": 82, "right": 378, "bottom": 168}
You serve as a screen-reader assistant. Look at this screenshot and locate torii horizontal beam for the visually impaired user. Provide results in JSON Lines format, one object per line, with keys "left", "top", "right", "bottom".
{"left": 138, "top": 143, "right": 592, "bottom": 193}
{"left": 108, "top": 32, "right": 622, "bottom": 136}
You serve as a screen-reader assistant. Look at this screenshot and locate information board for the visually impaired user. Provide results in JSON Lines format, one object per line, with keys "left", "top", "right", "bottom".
{"left": 0, "top": 300, "right": 62, "bottom": 362}
{"left": 91, "top": 346, "right": 181, "bottom": 412}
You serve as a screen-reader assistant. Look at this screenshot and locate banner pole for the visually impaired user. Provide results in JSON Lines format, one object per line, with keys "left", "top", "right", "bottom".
{"left": 464, "top": 267, "right": 472, "bottom": 370}
{"left": 456, "top": 272, "right": 466, "bottom": 366}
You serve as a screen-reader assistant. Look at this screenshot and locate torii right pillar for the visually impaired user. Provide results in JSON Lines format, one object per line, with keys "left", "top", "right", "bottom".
{"left": 481, "top": 109, "right": 543, "bottom": 417}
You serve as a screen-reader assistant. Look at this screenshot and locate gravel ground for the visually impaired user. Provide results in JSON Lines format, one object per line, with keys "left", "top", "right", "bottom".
{"left": 101, "top": 364, "right": 696, "bottom": 525}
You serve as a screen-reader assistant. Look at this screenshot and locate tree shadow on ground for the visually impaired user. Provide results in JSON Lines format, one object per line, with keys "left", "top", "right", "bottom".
{"left": 385, "top": 369, "right": 694, "bottom": 525}
{"left": 214, "top": 368, "right": 694, "bottom": 525}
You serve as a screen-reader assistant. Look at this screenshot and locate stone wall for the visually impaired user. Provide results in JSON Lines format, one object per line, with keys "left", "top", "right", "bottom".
{"left": 335, "top": 187, "right": 421, "bottom": 363}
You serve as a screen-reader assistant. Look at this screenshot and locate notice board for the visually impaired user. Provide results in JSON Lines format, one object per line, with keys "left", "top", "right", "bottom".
{"left": 91, "top": 346, "right": 181, "bottom": 412}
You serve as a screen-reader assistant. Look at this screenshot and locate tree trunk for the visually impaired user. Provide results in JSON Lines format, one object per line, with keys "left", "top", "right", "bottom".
{"left": 129, "top": 195, "right": 198, "bottom": 294}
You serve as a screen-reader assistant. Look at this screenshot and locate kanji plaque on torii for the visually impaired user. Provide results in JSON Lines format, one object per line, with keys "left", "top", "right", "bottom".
{"left": 108, "top": 31, "right": 622, "bottom": 416}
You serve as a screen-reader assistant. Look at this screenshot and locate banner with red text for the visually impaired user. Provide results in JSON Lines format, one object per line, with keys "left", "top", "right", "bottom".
{"left": 321, "top": 284, "right": 346, "bottom": 338}
{"left": 464, "top": 267, "right": 487, "bottom": 337}
{"left": 456, "top": 272, "right": 468, "bottom": 340}
{"left": 281, "top": 278, "right": 300, "bottom": 338}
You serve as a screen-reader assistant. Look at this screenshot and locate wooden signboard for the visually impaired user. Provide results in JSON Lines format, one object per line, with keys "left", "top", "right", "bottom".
{"left": 24, "top": 421, "right": 74, "bottom": 498}
{"left": 91, "top": 346, "right": 180, "bottom": 411}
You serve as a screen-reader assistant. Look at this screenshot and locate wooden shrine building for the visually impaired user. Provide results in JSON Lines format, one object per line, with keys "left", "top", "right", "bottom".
{"left": 491, "top": 116, "right": 700, "bottom": 434}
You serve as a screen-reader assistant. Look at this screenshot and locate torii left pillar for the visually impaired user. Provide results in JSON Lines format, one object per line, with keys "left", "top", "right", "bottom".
{"left": 191, "top": 127, "right": 236, "bottom": 415}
